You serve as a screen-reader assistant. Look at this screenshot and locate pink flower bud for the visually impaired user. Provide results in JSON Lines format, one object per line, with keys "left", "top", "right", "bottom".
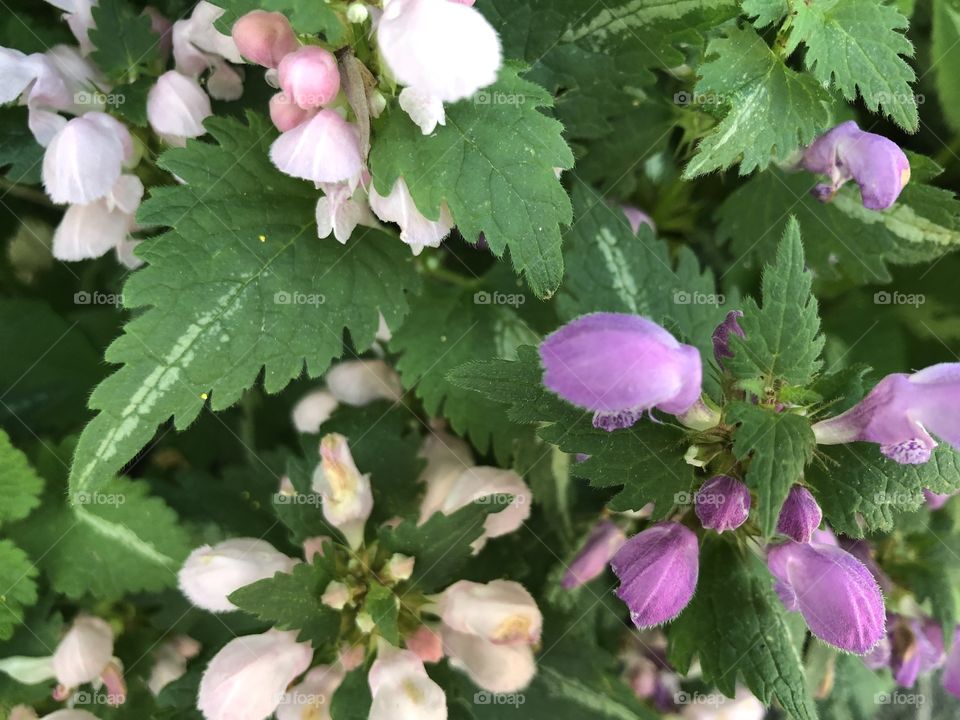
{"left": 326, "top": 359, "right": 403, "bottom": 406}
{"left": 437, "top": 467, "right": 531, "bottom": 552}
{"left": 368, "top": 644, "right": 447, "bottom": 720}
{"left": 694, "top": 475, "right": 751, "bottom": 533}
{"left": 437, "top": 580, "right": 541, "bottom": 645}
{"left": 52, "top": 616, "right": 114, "bottom": 690}
{"left": 561, "top": 519, "right": 626, "bottom": 589}
{"left": 441, "top": 626, "right": 536, "bottom": 693}
{"left": 147, "top": 71, "right": 212, "bottom": 145}
{"left": 278, "top": 46, "right": 341, "bottom": 109}
{"left": 178, "top": 538, "right": 296, "bottom": 612}
{"left": 198, "top": 630, "right": 313, "bottom": 720}
{"left": 232, "top": 10, "right": 298, "bottom": 68}
{"left": 368, "top": 176, "right": 453, "bottom": 255}
{"left": 311, "top": 433, "right": 373, "bottom": 548}
{"left": 405, "top": 625, "right": 444, "bottom": 663}
{"left": 776, "top": 486, "right": 822, "bottom": 543}
{"left": 42, "top": 113, "right": 131, "bottom": 205}
{"left": 269, "top": 92, "right": 315, "bottom": 132}
{"left": 269, "top": 109, "right": 363, "bottom": 185}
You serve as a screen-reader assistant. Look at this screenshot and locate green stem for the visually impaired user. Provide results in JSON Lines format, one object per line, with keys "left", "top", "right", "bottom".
{"left": 0, "top": 178, "right": 56, "bottom": 208}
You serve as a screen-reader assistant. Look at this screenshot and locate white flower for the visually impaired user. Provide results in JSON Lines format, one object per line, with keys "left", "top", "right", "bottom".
{"left": 315, "top": 182, "right": 378, "bottom": 243}
{"left": 147, "top": 71, "right": 212, "bottom": 146}
{"left": 52, "top": 615, "right": 114, "bottom": 689}
{"left": 292, "top": 388, "right": 339, "bottom": 434}
{"left": 436, "top": 580, "right": 541, "bottom": 645}
{"left": 417, "top": 431, "right": 474, "bottom": 524}
{"left": 42, "top": 112, "right": 131, "bottom": 205}
{"left": 368, "top": 176, "right": 453, "bottom": 255}
{"left": 276, "top": 665, "right": 345, "bottom": 720}
{"left": 326, "top": 359, "right": 403, "bottom": 406}
{"left": 52, "top": 175, "right": 144, "bottom": 262}
{"left": 311, "top": 433, "right": 373, "bottom": 548}
{"left": 321, "top": 580, "right": 351, "bottom": 610}
{"left": 438, "top": 467, "right": 531, "bottom": 551}
{"left": 39, "top": 711, "right": 101, "bottom": 720}
{"left": 198, "top": 630, "right": 313, "bottom": 720}
{"left": 680, "top": 687, "right": 766, "bottom": 720}
{"left": 178, "top": 538, "right": 296, "bottom": 613}
{"left": 269, "top": 109, "right": 364, "bottom": 185}
{"left": 44, "top": 0, "right": 96, "bottom": 55}
{"left": 368, "top": 643, "right": 447, "bottom": 720}
{"left": 441, "top": 626, "right": 536, "bottom": 693}
{"left": 148, "top": 635, "right": 201, "bottom": 696}
{"left": 398, "top": 86, "right": 446, "bottom": 135}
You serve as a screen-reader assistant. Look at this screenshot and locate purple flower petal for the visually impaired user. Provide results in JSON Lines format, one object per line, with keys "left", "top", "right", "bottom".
{"left": 694, "top": 475, "right": 750, "bottom": 533}
{"left": 776, "top": 486, "right": 822, "bottom": 543}
{"left": 561, "top": 520, "right": 626, "bottom": 590}
{"left": 767, "top": 541, "right": 885, "bottom": 654}
{"left": 944, "top": 627, "right": 960, "bottom": 698}
{"left": 711, "top": 310, "right": 745, "bottom": 364}
{"left": 539, "top": 313, "right": 703, "bottom": 424}
{"left": 890, "top": 617, "right": 944, "bottom": 688}
{"left": 610, "top": 522, "right": 699, "bottom": 628}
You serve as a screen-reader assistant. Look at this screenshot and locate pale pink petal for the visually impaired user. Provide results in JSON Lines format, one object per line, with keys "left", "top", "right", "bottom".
{"left": 368, "top": 176, "right": 453, "bottom": 255}
{"left": 269, "top": 109, "right": 363, "bottom": 184}
{"left": 147, "top": 70, "right": 212, "bottom": 142}
{"left": 42, "top": 112, "right": 126, "bottom": 204}
{"left": 398, "top": 86, "right": 446, "bottom": 135}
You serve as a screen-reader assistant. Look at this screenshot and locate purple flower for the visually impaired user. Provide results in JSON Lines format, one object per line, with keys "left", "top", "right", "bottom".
{"left": 944, "top": 627, "right": 960, "bottom": 698}
{"left": 539, "top": 313, "right": 702, "bottom": 432}
{"left": 924, "top": 489, "right": 956, "bottom": 510}
{"left": 767, "top": 541, "right": 885, "bottom": 654}
{"left": 812, "top": 364, "right": 960, "bottom": 465}
{"left": 711, "top": 310, "right": 745, "bottom": 364}
{"left": 802, "top": 121, "right": 910, "bottom": 210}
{"left": 561, "top": 520, "right": 626, "bottom": 590}
{"left": 776, "top": 486, "right": 822, "bottom": 543}
{"left": 694, "top": 475, "right": 750, "bottom": 533}
{"left": 888, "top": 616, "right": 944, "bottom": 688}
{"left": 621, "top": 205, "right": 656, "bottom": 234}
{"left": 610, "top": 522, "right": 699, "bottom": 628}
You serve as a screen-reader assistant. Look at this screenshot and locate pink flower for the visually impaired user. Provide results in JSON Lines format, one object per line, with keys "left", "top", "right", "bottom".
{"left": 269, "top": 92, "right": 315, "bottom": 132}
{"left": 436, "top": 580, "right": 541, "bottom": 645}
{"left": 52, "top": 174, "right": 144, "bottom": 263}
{"left": 562, "top": 520, "right": 626, "bottom": 588}
{"left": 147, "top": 71, "right": 213, "bottom": 146}
{"left": 436, "top": 467, "right": 531, "bottom": 552}
{"left": 368, "top": 176, "right": 453, "bottom": 255}
{"left": 276, "top": 665, "right": 344, "bottom": 720}
{"left": 368, "top": 643, "right": 447, "bottom": 720}
{"left": 52, "top": 616, "right": 114, "bottom": 691}
{"left": 269, "top": 110, "right": 363, "bottom": 185}
{"left": 441, "top": 626, "right": 536, "bottom": 693}
{"left": 232, "top": 10, "right": 298, "bottom": 69}
{"left": 405, "top": 625, "right": 444, "bottom": 663}
{"left": 292, "top": 389, "right": 338, "bottom": 433}
{"left": 325, "top": 359, "right": 403, "bottom": 405}
{"left": 417, "top": 430, "right": 474, "bottom": 524}
{"left": 315, "top": 182, "right": 377, "bottom": 243}
{"left": 42, "top": 113, "right": 131, "bottom": 205}
{"left": 311, "top": 433, "right": 373, "bottom": 548}
{"left": 278, "top": 46, "right": 340, "bottom": 109}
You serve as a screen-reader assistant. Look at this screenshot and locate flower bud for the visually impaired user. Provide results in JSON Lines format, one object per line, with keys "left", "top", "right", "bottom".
{"left": 767, "top": 541, "right": 885, "bottom": 654}
{"left": 610, "top": 522, "right": 699, "bottom": 628}
{"left": 198, "top": 630, "right": 313, "bottom": 720}
{"left": 712, "top": 310, "right": 745, "bottom": 364}
{"left": 776, "top": 486, "right": 822, "bottom": 543}
{"left": 368, "top": 643, "right": 447, "bottom": 720}
{"left": 311, "top": 433, "right": 373, "bottom": 548}
{"left": 178, "top": 538, "right": 296, "bottom": 612}
{"left": 695, "top": 475, "right": 751, "bottom": 533}
{"left": 321, "top": 580, "right": 351, "bottom": 610}
{"left": 42, "top": 113, "right": 130, "bottom": 205}
{"left": 621, "top": 205, "right": 655, "bottom": 234}
{"left": 561, "top": 520, "right": 626, "bottom": 589}
{"left": 437, "top": 580, "right": 542, "bottom": 645}
{"left": 437, "top": 466, "right": 532, "bottom": 552}
{"left": 292, "top": 388, "right": 338, "bottom": 433}
{"left": 944, "top": 627, "right": 960, "bottom": 698}
{"left": 812, "top": 364, "right": 960, "bottom": 465}
{"left": 385, "top": 553, "right": 415, "bottom": 582}
{"left": 52, "top": 615, "right": 113, "bottom": 690}
{"left": 276, "top": 664, "right": 344, "bottom": 720}
{"left": 347, "top": 3, "right": 369, "bottom": 23}
{"left": 325, "top": 359, "right": 404, "bottom": 406}
{"left": 147, "top": 71, "right": 212, "bottom": 146}
{"left": 278, "top": 46, "right": 340, "bottom": 109}
{"left": 368, "top": 177, "right": 454, "bottom": 255}
{"left": 405, "top": 625, "right": 443, "bottom": 663}
{"left": 231, "top": 10, "right": 298, "bottom": 68}
{"left": 441, "top": 626, "right": 536, "bottom": 693}
{"left": 802, "top": 121, "right": 910, "bottom": 210}
{"left": 270, "top": 109, "right": 363, "bottom": 185}
{"left": 269, "top": 92, "right": 315, "bottom": 132}
{"left": 540, "top": 312, "right": 703, "bottom": 431}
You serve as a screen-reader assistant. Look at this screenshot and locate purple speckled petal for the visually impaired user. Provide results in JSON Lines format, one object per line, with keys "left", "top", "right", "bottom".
{"left": 694, "top": 475, "right": 750, "bottom": 533}
{"left": 539, "top": 312, "right": 702, "bottom": 417}
{"left": 562, "top": 520, "right": 626, "bottom": 590}
{"left": 592, "top": 408, "right": 643, "bottom": 432}
{"left": 610, "top": 522, "right": 699, "bottom": 628}
{"left": 711, "top": 310, "right": 745, "bottom": 364}
{"left": 776, "top": 486, "right": 822, "bottom": 543}
{"left": 944, "top": 627, "right": 960, "bottom": 698}
{"left": 767, "top": 541, "right": 886, "bottom": 654}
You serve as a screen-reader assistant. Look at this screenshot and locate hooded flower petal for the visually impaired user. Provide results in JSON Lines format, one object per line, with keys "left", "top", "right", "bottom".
{"left": 711, "top": 310, "right": 745, "bottom": 365}
{"left": 368, "top": 644, "right": 447, "bottom": 720}
{"left": 269, "top": 109, "right": 363, "bottom": 185}
{"left": 368, "top": 176, "right": 454, "bottom": 255}
{"left": 767, "top": 541, "right": 885, "bottom": 654}
{"left": 198, "top": 630, "right": 313, "bottom": 720}
{"left": 405, "top": 625, "right": 444, "bottom": 664}
{"left": 42, "top": 112, "right": 129, "bottom": 204}
{"left": 610, "top": 522, "right": 699, "bottom": 628}
{"left": 561, "top": 520, "right": 626, "bottom": 589}
{"left": 377, "top": 0, "right": 501, "bottom": 103}
{"left": 52, "top": 615, "right": 113, "bottom": 689}
{"left": 278, "top": 46, "right": 340, "bottom": 109}
{"left": 695, "top": 475, "right": 751, "bottom": 533}
{"left": 325, "top": 359, "right": 403, "bottom": 405}
{"left": 889, "top": 616, "right": 944, "bottom": 688}
{"left": 276, "top": 664, "right": 344, "bottom": 720}
{"left": 539, "top": 312, "right": 703, "bottom": 429}
{"left": 776, "top": 486, "right": 822, "bottom": 543}
{"left": 802, "top": 121, "right": 910, "bottom": 211}
{"left": 441, "top": 626, "right": 536, "bottom": 693}
{"left": 311, "top": 433, "right": 373, "bottom": 548}
{"left": 438, "top": 467, "right": 531, "bottom": 551}
{"left": 292, "top": 388, "right": 339, "bottom": 434}
{"left": 147, "top": 71, "right": 212, "bottom": 144}
{"left": 178, "top": 538, "right": 296, "bottom": 612}
{"left": 0, "top": 47, "right": 35, "bottom": 103}
{"left": 417, "top": 430, "right": 474, "bottom": 523}
{"left": 398, "top": 86, "right": 446, "bottom": 135}
{"left": 315, "top": 182, "right": 377, "bottom": 243}
{"left": 52, "top": 175, "right": 142, "bottom": 262}
{"left": 437, "top": 580, "right": 542, "bottom": 645}
{"left": 231, "top": 10, "right": 298, "bottom": 68}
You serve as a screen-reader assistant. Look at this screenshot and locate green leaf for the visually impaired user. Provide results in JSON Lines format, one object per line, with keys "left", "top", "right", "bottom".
{"left": 669, "top": 537, "right": 818, "bottom": 720}
{"left": 370, "top": 64, "right": 573, "bottom": 298}
{"left": 330, "top": 667, "right": 372, "bottom": 720}
{"left": 392, "top": 277, "right": 536, "bottom": 463}
{"left": 727, "top": 403, "right": 816, "bottom": 537}
{"left": 743, "top": 0, "right": 788, "bottom": 26}
{"left": 805, "top": 444, "right": 960, "bottom": 536}
{"left": 0, "top": 108, "right": 42, "bottom": 184}
{"left": 0, "top": 431, "right": 43, "bottom": 526}
{"left": 362, "top": 581, "right": 400, "bottom": 645}
{"left": 817, "top": 653, "right": 892, "bottom": 720}
{"left": 68, "top": 114, "right": 419, "bottom": 528}
{"left": 683, "top": 26, "right": 832, "bottom": 177}
{"left": 229, "top": 558, "right": 341, "bottom": 652}
{"left": 726, "top": 218, "right": 825, "bottom": 387}
{"left": 933, "top": 0, "right": 960, "bottom": 133}
{"left": 89, "top": 0, "right": 161, "bottom": 81}
{"left": 0, "top": 540, "right": 38, "bottom": 641}
{"left": 788, "top": 0, "right": 917, "bottom": 131}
